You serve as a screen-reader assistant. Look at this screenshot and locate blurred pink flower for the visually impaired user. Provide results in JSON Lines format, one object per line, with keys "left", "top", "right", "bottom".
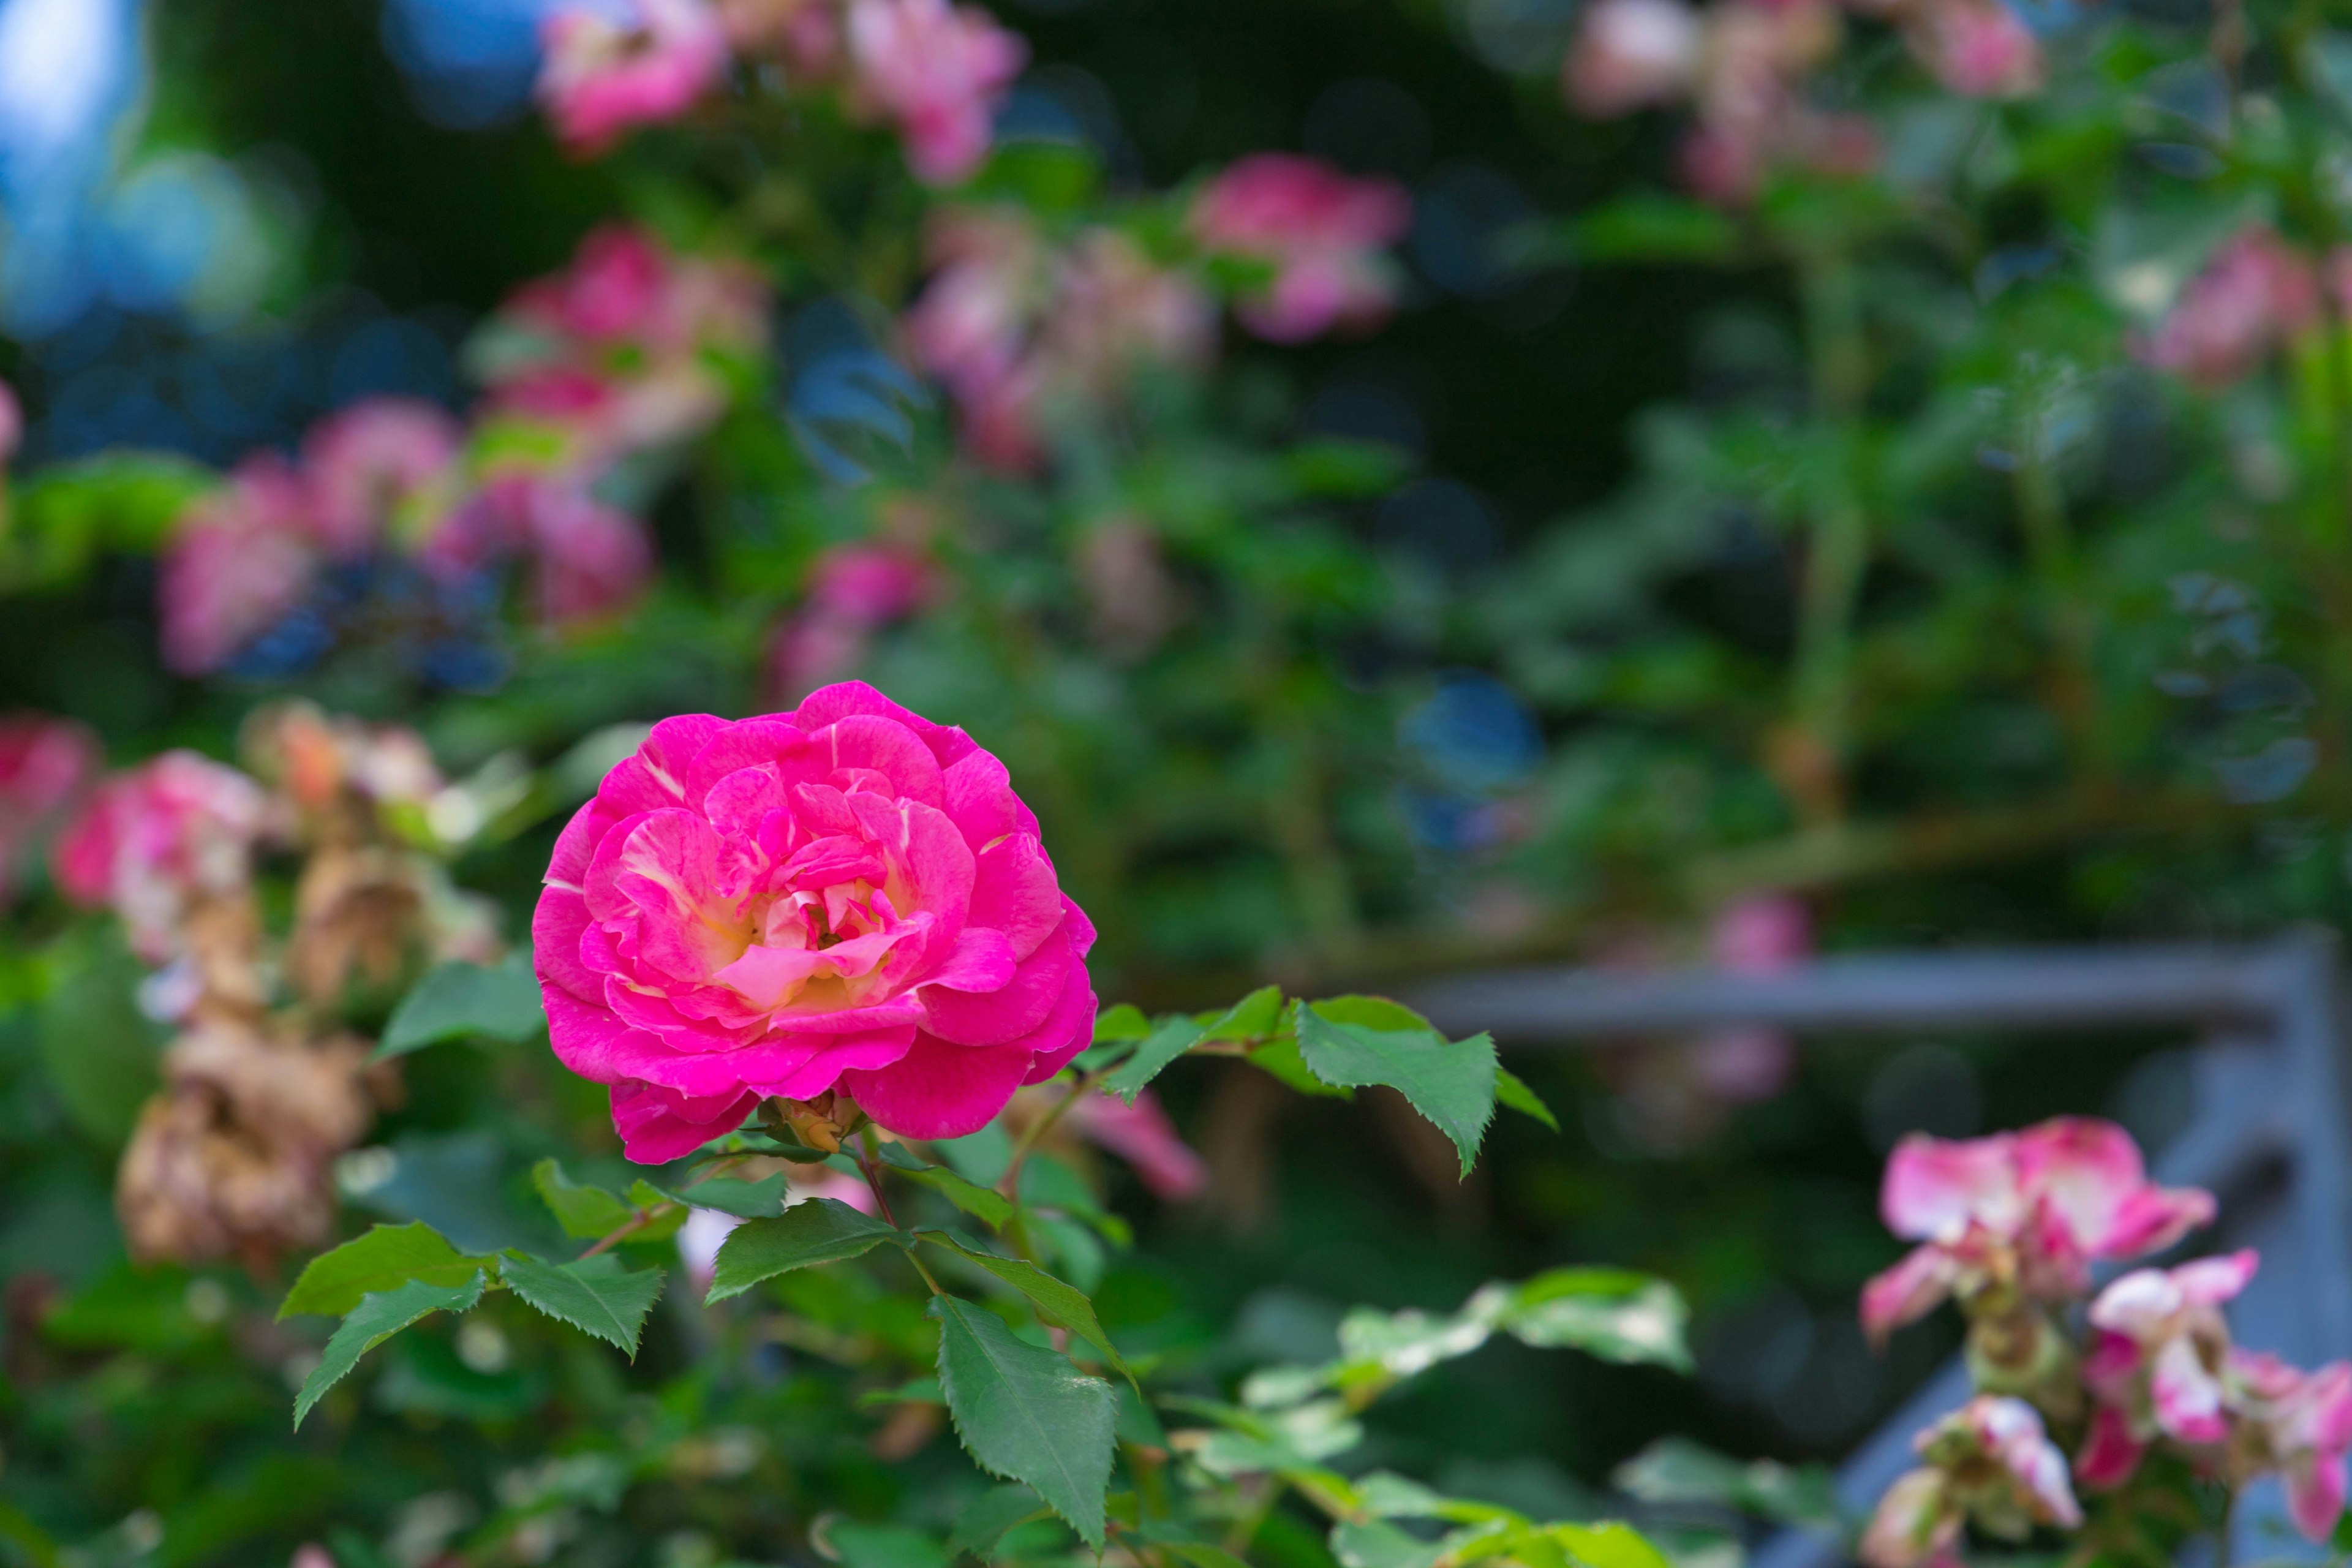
{"left": 2136, "top": 227, "right": 2321, "bottom": 388}
{"left": 53, "top": 752, "right": 270, "bottom": 962}
{"left": 0, "top": 378, "right": 20, "bottom": 469}
{"left": 1191, "top": 154, "right": 1412, "bottom": 342}
{"left": 845, "top": 0, "right": 1026, "bottom": 185}
{"left": 1913, "top": 0, "right": 2043, "bottom": 97}
{"left": 302, "top": 397, "right": 463, "bottom": 554}
{"left": 1065, "top": 1088, "right": 1208, "bottom": 1200}
{"left": 1863, "top": 1396, "right": 2081, "bottom": 1568}
{"left": 1861, "top": 1117, "right": 2214, "bottom": 1342}
{"left": 538, "top": 0, "right": 731, "bottom": 156}
{"left": 2233, "top": 1355, "right": 2352, "bottom": 1539}
{"left": 421, "top": 475, "right": 652, "bottom": 625}
{"left": 767, "top": 543, "right": 937, "bottom": 698}
{"left": 2082, "top": 1250, "right": 2260, "bottom": 1452}
{"left": 0, "top": 712, "right": 99, "bottom": 900}
{"left": 717, "top": 0, "right": 844, "bottom": 72}
{"left": 158, "top": 456, "right": 320, "bottom": 676}
{"left": 1564, "top": 0, "right": 1705, "bottom": 116}
{"left": 1691, "top": 891, "right": 1809, "bottom": 1103}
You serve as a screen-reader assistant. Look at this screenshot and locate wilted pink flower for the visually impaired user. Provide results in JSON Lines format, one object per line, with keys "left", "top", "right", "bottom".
{"left": 1862, "top": 1396, "right": 2081, "bottom": 1568}
{"left": 538, "top": 0, "right": 731, "bottom": 156}
{"left": 533, "top": 682, "right": 1098, "bottom": 1160}
{"left": 0, "top": 378, "right": 20, "bottom": 469}
{"left": 53, "top": 752, "right": 270, "bottom": 962}
{"left": 0, "top": 713, "right": 99, "bottom": 899}
{"left": 1861, "top": 1118, "right": 2214, "bottom": 1342}
{"left": 303, "top": 397, "right": 463, "bottom": 554}
{"left": 2231, "top": 1355, "right": 2352, "bottom": 1540}
{"left": 158, "top": 456, "right": 319, "bottom": 676}
{"left": 1912, "top": 0, "right": 2043, "bottom": 97}
{"left": 845, "top": 0, "right": 1026, "bottom": 185}
{"left": 1191, "top": 154, "right": 1412, "bottom": 343}
{"left": 1065, "top": 1088, "right": 1208, "bottom": 1200}
{"left": 1564, "top": 0, "right": 1704, "bottom": 115}
{"left": 2137, "top": 227, "right": 2321, "bottom": 388}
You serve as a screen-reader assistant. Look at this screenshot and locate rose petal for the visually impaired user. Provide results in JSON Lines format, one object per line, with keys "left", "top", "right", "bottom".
{"left": 967, "top": 832, "right": 1062, "bottom": 958}
{"left": 840, "top": 1030, "right": 1037, "bottom": 1139}
{"left": 2076, "top": 1404, "right": 2147, "bottom": 1490}
{"left": 919, "top": 919, "right": 1070, "bottom": 1046}
{"left": 1882, "top": 1132, "right": 2019, "bottom": 1242}
{"left": 610, "top": 1080, "right": 760, "bottom": 1163}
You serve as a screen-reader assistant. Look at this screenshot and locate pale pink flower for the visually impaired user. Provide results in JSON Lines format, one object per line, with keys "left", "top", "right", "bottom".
{"left": 533, "top": 684, "right": 1098, "bottom": 1159}
{"left": 157, "top": 456, "right": 319, "bottom": 676}
{"left": 1863, "top": 1397, "right": 2081, "bottom": 1568}
{"left": 1860, "top": 1118, "right": 2214, "bottom": 1342}
{"left": 1912, "top": 0, "right": 2043, "bottom": 97}
{"left": 1190, "top": 154, "right": 1412, "bottom": 343}
{"left": 290, "top": 1547, "right": 336, "bottom": 1568}
{"left": 1564, "top": 0, "right": 1705, "bottom": 116}
{"left": 845, "top": 0, "right": 1027, "bottom": 186}
{"left": 52, "top": 752, "right": 270, "bottom": 962}
{"left": 538, "top": 0, "right": 731, "bottom": 157}
{"left": 2136, "top": 227, "right": 2321, "bottom": 388}
{"left": 302, "top": 397, "right": 463, "bottom": 554}
{"left": 1064, "top": 1088, "right": 1208, "bottom": 1200}
{"left": 2230, "top": 1355, "right": 2352, "bottom": 1540}
{"left": 0, "top": 712, "right": 99, "bottom": 900}
{"left": 2082, "top": 1250, "right": 2260, "bottom": 1453}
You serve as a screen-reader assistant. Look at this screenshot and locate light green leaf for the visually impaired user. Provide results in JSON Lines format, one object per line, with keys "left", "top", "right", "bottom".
{"left": 1204, "top": 985, "right": 1286, "bottom": 1041}
{"left": 946, "top": 1485, "right": 1052, "bottom": 1561}
{"left": 532, "top": 1159, "right": 639, "bottom": 1240}
{"left": 280, "top": 1223, "right": 496, "bottom": 1319}
{"left": 1101, "top": 1016, "right": 1205, "bottom": 1104}
{"left": 1612, "top": 1438, "right": 1838, "bottom": 1527}
{"left": 500, "top": 1254, "right": 666, "bottom": 1357}
{"left": 1494, "top": 1068, "right": 1559, "bottom": 1132}
{"left": 918, "top": 1232, "right": 1131, "bottom": 1379}
{"left": 654, "top": 1172, "right": 788, "bottom": 1219}
{"left": 293, "top": 1272, "right": 484, "bottom": 1428}
{"left": 377, "top": 952, "right": 546, "bottom": 1060}
{"left": 931, "top": 1295, "right": 1116, "bottom": 1549}
{"left": 706, "top": 1198, "right": 903, "bottom": 1303}
{"left": 1294, "top": 1000, "right": 1498, "bottom": 1176}
{"left": 1551, "top": 1523, "right": 1675, "bottom": 1568}
{"left": 1093, "top": 1004, "right": 1151, "bottom": 1041}
{"left": 1504, "top": 1272, "right": 1691, "bottom": 1371}
{"left": 1245, "top": 1035, "right": 1354, "bottom": 1099}
{"left": 1331, "top": 1520, "right": 1446, "bottom": 1568}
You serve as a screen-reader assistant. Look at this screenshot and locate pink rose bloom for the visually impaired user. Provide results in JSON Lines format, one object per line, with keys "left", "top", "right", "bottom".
{"left": 2230, "top": 1354, "right": 2352, "bottom": 1539}
{"left": 1861, "top": 1117, "right": 2214, "bottom": 1342}
{"left": 1063, "top": 1088, "right": 1208, "bottom": 1200}
{"left": 845, "top": 0, "right": 1027, "bottom": 186}
{"left": 1564, "top": 0, "right": 1704, "bottom": 116}
{"left": 158, "top": 455, "right": 319, "bottom": 676}
{"left": 2136, "top": 227, "right": 2321, "bottom": 388}
{"left": 2076, "top": 1250, "right": 2260, "bottom": 1480}
{"left": 1913, "top": 0, "right": 2042, "bottom": 98}
{"left": 534, "top": 682, "right": 1098, "bottom": 1161}
{"left": 538, "top": 0, "right": 731, "bottom": 156}
{"left": 53, "top": 752, "right": 269, "bottom": 961}
{"left": 0, "top": 712, "right": 99, "bottom": 899}
{"left": 1191, "top": 154, "right": 1413, "bottom": 343}
{"left": 0, "top": 378, "right": 20, "bottom": 469}
{"left": 1862, "top": 1396, "right": 2081, "bottom": 1568}
{"left": 303, "top": 397, "right": 464, "bottom": 554}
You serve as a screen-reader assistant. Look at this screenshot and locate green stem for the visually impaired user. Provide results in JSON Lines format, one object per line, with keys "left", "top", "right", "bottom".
{"left": 1789, "top": 244, "right": 1872, "bottom": 823}
{"left": 2011, "top": 396, "right": 2098, "bottom": 769}
{"left": 853, "top": 1131, "right": 943, "bottom": 1294}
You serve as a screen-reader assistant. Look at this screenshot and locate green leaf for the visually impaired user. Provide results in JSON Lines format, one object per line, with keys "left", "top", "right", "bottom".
{"left": 1331, "top": 1519, "right": 1446, "bottom": 1568}
{"left": 1503, "top": 1272, "right": 1691, "bottom": 1371}
{"left": 37, "top": 930, "right": 167, "bottom": 1144}
{"left": 1204, "top": 985, "right": 1286, "bottom": 1041}
{"left": 1093, "top": 1004, "right": 1151, "bottom": 1042}
{"left": 1611, "top": 1438, "right": 1837, "bottom": 1528}
{"left": 706, "top": 1198, "right": 903, "bottom": 1303}
{"left": 1564, "top": 196, "right": 1743, "bottom": 264}
{"left": 531, "top": 1159, "right": 640, "bottom": 1240}
{"left": 919, "top": 1232, "right": 1131, "bottom": 1379}
{"left": 1246, "top": 1036, "right": 1353, "bottom": 1099}
{"left": 931, "top": 1295, "right": 1116, "bottom": 1549}
{"left": 946, "top": 1485, "right": 1052, "bottom": 1561}
{"left": 1551, "top": 1523, "right": 1675, "bottom": 1568}
{"left": 830, "top": 1524, "right": 949, "bottom": 1568}
{"left": 376, "top": 952, "right": 546, "bottom": 1060}
{"left": 654, "top": 1172, "right": 788, "bottom": 1219}
{"left": 887, "top": 1155, "right": 1016, "bottom": 1229}
{"left": 280, "top": 1223, "right": 496, "bottom": 1319}
{"left": 293, "top": 1272, "right": 485, "bottom": 1428}
{"left": 1294, "top": 1000, "right": 1498, "bottom": 1177}
{"left": 1100, "top": 1016, "right": 1205, "bottom": 1104}
{"left": 1494, "top": 1068, "right": 1559, "bottom": 1133}
{"left": 500, "top": 1254, "right": 666, "bottom": 1357}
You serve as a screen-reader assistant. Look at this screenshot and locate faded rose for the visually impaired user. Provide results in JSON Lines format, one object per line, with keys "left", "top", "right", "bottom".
{"left": 535, "top": 682, "right": 1096, "bottom": 1159}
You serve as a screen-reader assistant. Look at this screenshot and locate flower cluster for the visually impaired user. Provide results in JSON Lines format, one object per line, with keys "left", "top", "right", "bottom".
{"left": 0, "top": 712, "right": 99, "bottom": 902}
{"left": 538, "top": 0, "right": 1025, "bottom": 186}
{"left": 1861, "top": 1118, "right": 2352, "bottom": 1565}
{"left": 159, "top": 227, "right": 762, "bottom": 678}
{"left": 1188, "top": 154, "right": 1414, "bottom": 344}
{"left": 2134, "top": 225, "right": 2347, "bottom": 389}
{"left": 534, "top": 682, "right": 1096, "bottom": 1161}
{"left": 767, "top": 540, "right": 938, "bottom": 701}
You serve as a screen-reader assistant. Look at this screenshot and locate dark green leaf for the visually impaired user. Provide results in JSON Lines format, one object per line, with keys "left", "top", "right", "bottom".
{"left": 37, "top": 930, "right": 166, "bottom": 1144}
{"left": 293, "top": 1272, "right": 485, "bottom": 1429}
{"left": 1100, "top": 1016, "right": 1205, "bottom": 1104}
{"left": 500, "top": 1254, "right": 666, "bottom": 1357}
{"left": 706, "top": 1199, "right": 903, "bottom": 1303}
{"left": 919, "top": 1232, "right": 1131, "bottom": 1379}
{"left": 531, "top": 1159, "right": 639, "bottom": 1240}
{"left": 1203, "top": 985, "right": 1285, "bottom": 1041}
{"left": 280, "top": 1223, "right": 496, "bottom": 1319}
{"left": 1244, "top": 1036, "right": 1352, "bottom": 1099}
{"left": 1294, "top": 1001, "right": 1498, "bottom": 1177}
{"left": 376, "top": 952, "right": 545, "bottom": 1060}
{"left": 931, "top": 1295, "right": 1115, "bottom": 1549}
{"left": 1494, "top": 1068, "right": 1559, "bottom": 1132}
{"left": 1565, "top": 197, "right": 1743, "bottom": 264}
{"left": 946, "top": 1486, "right": 1052, "bottom": 1561}
{"left": 655, "top": 1172, "right": 788, "bottom": 1219}
{"left": 829, "top": 1524, "right": 949, "bottom": 1568}
{"left": 880, "top": 1148, "right": 1016, "bottom": 1229}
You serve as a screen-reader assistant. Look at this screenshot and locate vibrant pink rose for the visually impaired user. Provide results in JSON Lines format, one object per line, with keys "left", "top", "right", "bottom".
{"left": 0, "top": 378, "right": 20, "bottom": 469}
{"left": 534, "top": 682, "right": 1098, "bottom": 1160}
{"left": 1864, "top": 1397, "right": 2081, "bottom": 1568}
{"left": 1064, "top": 1088, "right": 1208, "bottom": 1200}
{"left": 0, "top": 712, "right": 99, "bottom": 899}
{"left": 1191, "top": 154, "right": 1412, "bottom": 343}
{"left": 1914, "top": 0, "right": 2042, "bottom": 97}
{"left": 158, "top": 456, "right": 320, "bottom": 676}
{"left": 303, "top": 397, "right": 463, "bottom": 554}
{"left": 2136, "top": 227, "right": 2321, "bottom": 388}
{"left": 1564, "top": 0, "right": 1705, "bottom": 116}
{"left": 2082, "top": 1251, "right": 2258, "bottom": 1455}
{"left": 845, "top": 0, "right": 1026, "bottom": 186}
{"left": 1861, "top": 1118, "right": 2214, "bottom": 1341}
{"left": 538, "top": 0, "right": 731, "bottom": 156}
{"left": 53, "top": 752, "right": 270, "bottom": 961}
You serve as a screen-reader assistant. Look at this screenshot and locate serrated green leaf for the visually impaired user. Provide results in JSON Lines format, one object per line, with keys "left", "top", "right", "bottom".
{"left": 706, "top": 1198, "right": 903, "bottom": 1303}
{"left": 293, "top": 1272, "right": 485, "bottom": 1428}
{"left": 1101, "top": 1016, "right": 1205, "bottom": 1103}
{"left": 377, "top": 952, "right": 546, "bottom": 1060}
{"left": 1504, "top": 1272, "right": 1690, "bottom": 1371}
{"left": 1294, "top": 1001, "right": 1498, "bottom": 1177}
{"left": 500, "top": 1254, "right": 666, "bottom": 1357}
{"left": 1494, "top": 1068, "right": 1559, "bottom": 1132}
{"left": 532, "top": 1159, "right": 639, "bottom": 1240}
{"left": 655, "top": 1172, "right": 788, "bottom": 1219}
{"left": 919, "top": 1232, "right": 1131, "bottom": 1380}
{"left": 880, "top": 1144, "right": 1016, "bottom": 1227}
{"left": 931, "top": 1294, "right": 1115, "bottom": 1549}
{"left": 1205, "top": 985, "right": 1285, "bottom": 1041}
{"left": 946, "top": 1485, "right": 1052, "bottom": 1561}
{"left": 1245, "top": 1036, "right": 1352, "bottom": 1098}
{"left": 1093, "top": 1004, "right": 1151, "bottom": 1041}
{"left": 280, "top": 1223, "right": 496, "bottom": 1319}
